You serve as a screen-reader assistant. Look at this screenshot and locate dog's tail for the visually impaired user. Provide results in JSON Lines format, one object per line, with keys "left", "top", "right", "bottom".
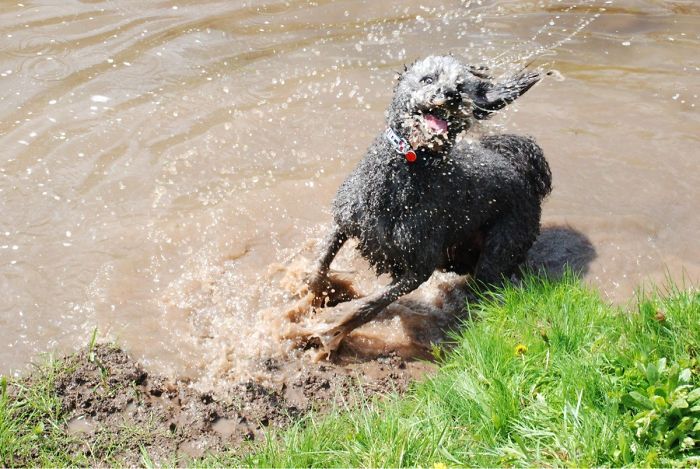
{"left": 481, "top": 134, "right": 552, "bottom": 200}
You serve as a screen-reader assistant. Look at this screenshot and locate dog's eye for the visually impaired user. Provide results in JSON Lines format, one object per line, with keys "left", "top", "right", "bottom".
{"left": 420, "top": 76, "right": 434, "bottom": 85}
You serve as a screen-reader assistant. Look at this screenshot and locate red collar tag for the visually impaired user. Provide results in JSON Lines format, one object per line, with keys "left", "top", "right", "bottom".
{"left": 385, "top": 127, "right": 418, "bottom": 165}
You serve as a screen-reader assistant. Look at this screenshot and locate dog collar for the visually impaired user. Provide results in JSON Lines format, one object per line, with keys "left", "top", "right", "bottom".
{"left": 385, "top": 127, "right": 417, "bottom": 163}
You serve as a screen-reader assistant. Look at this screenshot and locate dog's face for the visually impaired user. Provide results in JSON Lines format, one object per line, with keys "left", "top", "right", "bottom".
{"left": 388, "top": 55, "right": 479, "bottom": 152}
{"left": 387, "top": 55, "right": 541, "bottom": 153}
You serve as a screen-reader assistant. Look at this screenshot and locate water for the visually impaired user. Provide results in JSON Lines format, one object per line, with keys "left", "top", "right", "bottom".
{"left": 1, "top": 0, "right": 698, "bottom": 386}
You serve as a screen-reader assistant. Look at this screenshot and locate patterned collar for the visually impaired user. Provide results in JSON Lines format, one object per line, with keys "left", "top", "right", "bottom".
{"left": 384, "top": 127, "right": 417, "bottom": 163}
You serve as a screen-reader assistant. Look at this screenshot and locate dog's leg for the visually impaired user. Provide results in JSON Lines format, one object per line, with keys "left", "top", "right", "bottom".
{"left": 314, "top": 272, "right": 430, "bottom": 353}
{"left": 307, "top": 227, "right": 347, "bottom": 302}
{"left": 472, "top": 212, "right": 538, "bottom": 290}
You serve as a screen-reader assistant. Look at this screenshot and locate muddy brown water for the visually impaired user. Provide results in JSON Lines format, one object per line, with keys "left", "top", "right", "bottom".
{"left": 1, "top": 1, "right": 699, "bottom": 390}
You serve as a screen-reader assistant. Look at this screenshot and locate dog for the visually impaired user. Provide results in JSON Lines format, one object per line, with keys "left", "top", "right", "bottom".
{"left": 304, "top": 55, "right": 552, "bottom": 353}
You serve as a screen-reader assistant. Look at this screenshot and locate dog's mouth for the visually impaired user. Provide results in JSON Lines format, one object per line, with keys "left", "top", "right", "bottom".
{"left": 423, "top": 113, "right": 449, "bottom": 135}
{"left": 405, "top": 109, "right": 452, "bottom": 150}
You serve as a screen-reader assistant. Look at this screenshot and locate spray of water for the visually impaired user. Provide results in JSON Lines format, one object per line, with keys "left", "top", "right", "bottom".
{"left": 166, "top": 0, "right": 619, "bottom": 390}
{"left": 492, "top": 1, "right": 612, "bottom": 67}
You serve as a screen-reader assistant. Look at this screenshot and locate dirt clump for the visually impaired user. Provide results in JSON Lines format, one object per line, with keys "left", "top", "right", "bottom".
{"left": 38, "top": 344, "right": 432, "bottom": 465}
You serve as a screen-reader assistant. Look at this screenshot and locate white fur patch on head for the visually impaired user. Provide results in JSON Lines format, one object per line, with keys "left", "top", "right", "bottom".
{"left": 402, "top": 56, "right": 467, "bottom": 111}
{"left": 407, "top": 56, "right": 466, "bottom": 87}
{"left": 390, "top": 55, "right": 478, "bottom": 151}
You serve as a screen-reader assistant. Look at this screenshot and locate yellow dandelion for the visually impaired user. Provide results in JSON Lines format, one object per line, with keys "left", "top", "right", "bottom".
{"left": 514, "top": 343, "right": 528, "bottom": 356}
{"left": 433, "top": 463, "right": 448, "bottom": 469}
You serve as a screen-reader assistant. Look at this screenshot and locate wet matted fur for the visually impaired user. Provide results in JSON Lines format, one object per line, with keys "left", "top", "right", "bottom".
{"left": 306, "top": 55, "right": 552, "bottom": 352}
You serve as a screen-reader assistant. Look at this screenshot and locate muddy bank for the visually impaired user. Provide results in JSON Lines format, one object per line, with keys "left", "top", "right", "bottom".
{"left": 6, "top": 224, "right": 596, "bottom": 466}
{"left": 7, "top": 224, "right": 597, "bottom": 465}
{"left": 17, "top": 344, "right": 432, "bottom": 465}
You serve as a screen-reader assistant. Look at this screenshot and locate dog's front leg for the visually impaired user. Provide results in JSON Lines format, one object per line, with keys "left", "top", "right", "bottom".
{"left": 307, "top": 226, "right": 347, "bottom": 302}
{"left": 315, "top": 271, "right": 429, "bottom": 353}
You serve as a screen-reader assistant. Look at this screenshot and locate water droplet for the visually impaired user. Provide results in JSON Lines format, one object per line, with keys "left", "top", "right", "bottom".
{"left": 90, "top": 95, "right": 111, "bottom": 103}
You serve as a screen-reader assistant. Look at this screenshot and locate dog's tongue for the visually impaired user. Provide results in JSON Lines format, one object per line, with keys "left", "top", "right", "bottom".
{"left": 424, "top": 113, "right": 448, "bottom": 134}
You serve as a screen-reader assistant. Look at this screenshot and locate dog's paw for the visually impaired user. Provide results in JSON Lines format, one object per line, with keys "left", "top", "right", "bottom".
{"left": 305, "top": 273, "right": 359, "bottom": 308}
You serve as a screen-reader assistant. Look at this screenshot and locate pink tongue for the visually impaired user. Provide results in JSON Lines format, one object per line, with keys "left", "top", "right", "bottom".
{"left": 424, "top": 114, "right": 448, "bottom": 133}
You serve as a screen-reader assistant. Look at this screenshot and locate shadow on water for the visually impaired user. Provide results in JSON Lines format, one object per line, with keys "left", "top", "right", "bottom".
{"left": 328, "top": 224, "right": 596, "bottom": 364}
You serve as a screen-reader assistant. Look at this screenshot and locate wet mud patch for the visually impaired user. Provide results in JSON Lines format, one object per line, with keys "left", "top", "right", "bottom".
{"left": 36, "top": 344, "right": 432, "bottom": 465}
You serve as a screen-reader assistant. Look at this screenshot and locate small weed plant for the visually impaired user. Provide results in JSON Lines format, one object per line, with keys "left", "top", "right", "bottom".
{"left": 620, "top": 356, "right": 700, "bottom": 454}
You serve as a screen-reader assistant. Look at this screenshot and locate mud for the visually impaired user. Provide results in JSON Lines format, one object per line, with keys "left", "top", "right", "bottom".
{"left": 27, "top": 343, "right": 432, "bottom": 465}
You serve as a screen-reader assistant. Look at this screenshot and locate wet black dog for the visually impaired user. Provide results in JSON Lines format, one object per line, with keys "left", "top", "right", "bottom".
{"left": 306, "top": 55, "right": 551, "bottom": 352}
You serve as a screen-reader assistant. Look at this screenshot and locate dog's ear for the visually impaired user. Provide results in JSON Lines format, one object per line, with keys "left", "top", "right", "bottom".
{"left": 471, "top": 71, "right": 541, "bottom": 120}
{"left": 395, "top": 64, "right": 409, "bottom": 82}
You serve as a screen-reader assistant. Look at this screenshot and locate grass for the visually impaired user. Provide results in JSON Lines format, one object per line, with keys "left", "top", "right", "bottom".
{"left": 0, "top": 346, "right": 166, "bottom": 467}
{"left": 2, "top": 273, "right": 699, "bottom": 467}
{"left": 0, "top": 357, "right": 86, "bottom": 466}
{"left": 203, "top": 273, "right": 700, "bottom": 467}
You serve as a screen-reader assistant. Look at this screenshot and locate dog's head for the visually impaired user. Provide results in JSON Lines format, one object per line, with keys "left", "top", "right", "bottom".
{"left": 387, "top": 55, "right": 540, "bottom": 153}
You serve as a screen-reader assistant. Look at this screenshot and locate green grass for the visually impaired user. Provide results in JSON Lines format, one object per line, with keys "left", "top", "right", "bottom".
{"left": 203, "top": 273, "right": 700, "bottom": 467}
{"left": 0, "top": 351, "right": 172, "bottom": 467}
{"left": 2, "top": 273, "right": 699, "bottom": 467}
{"left": 0, "top": 358, "right": 86, "bottom": 466}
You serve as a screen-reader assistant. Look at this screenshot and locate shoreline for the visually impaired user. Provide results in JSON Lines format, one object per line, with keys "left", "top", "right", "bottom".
{"left": 2, "top": 274, "right": 699, "bottom": 467}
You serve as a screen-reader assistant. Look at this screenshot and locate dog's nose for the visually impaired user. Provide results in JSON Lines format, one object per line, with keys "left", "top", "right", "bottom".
{"left": 444, "top": 89, "right": 460, "bottom": 102}
{"left": 432, "top": 89, "right": 460, "bottom": 106}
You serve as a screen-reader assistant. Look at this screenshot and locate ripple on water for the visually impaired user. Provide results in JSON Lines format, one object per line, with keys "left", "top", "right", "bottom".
{"left": 10, "top": 35, "right": 66, "bottom": 57}
{"left": 21, "top": 55, "right": 74, "bottom": 82}
{"left": 11, "top": 35, "right": 74, "bottom": 82}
